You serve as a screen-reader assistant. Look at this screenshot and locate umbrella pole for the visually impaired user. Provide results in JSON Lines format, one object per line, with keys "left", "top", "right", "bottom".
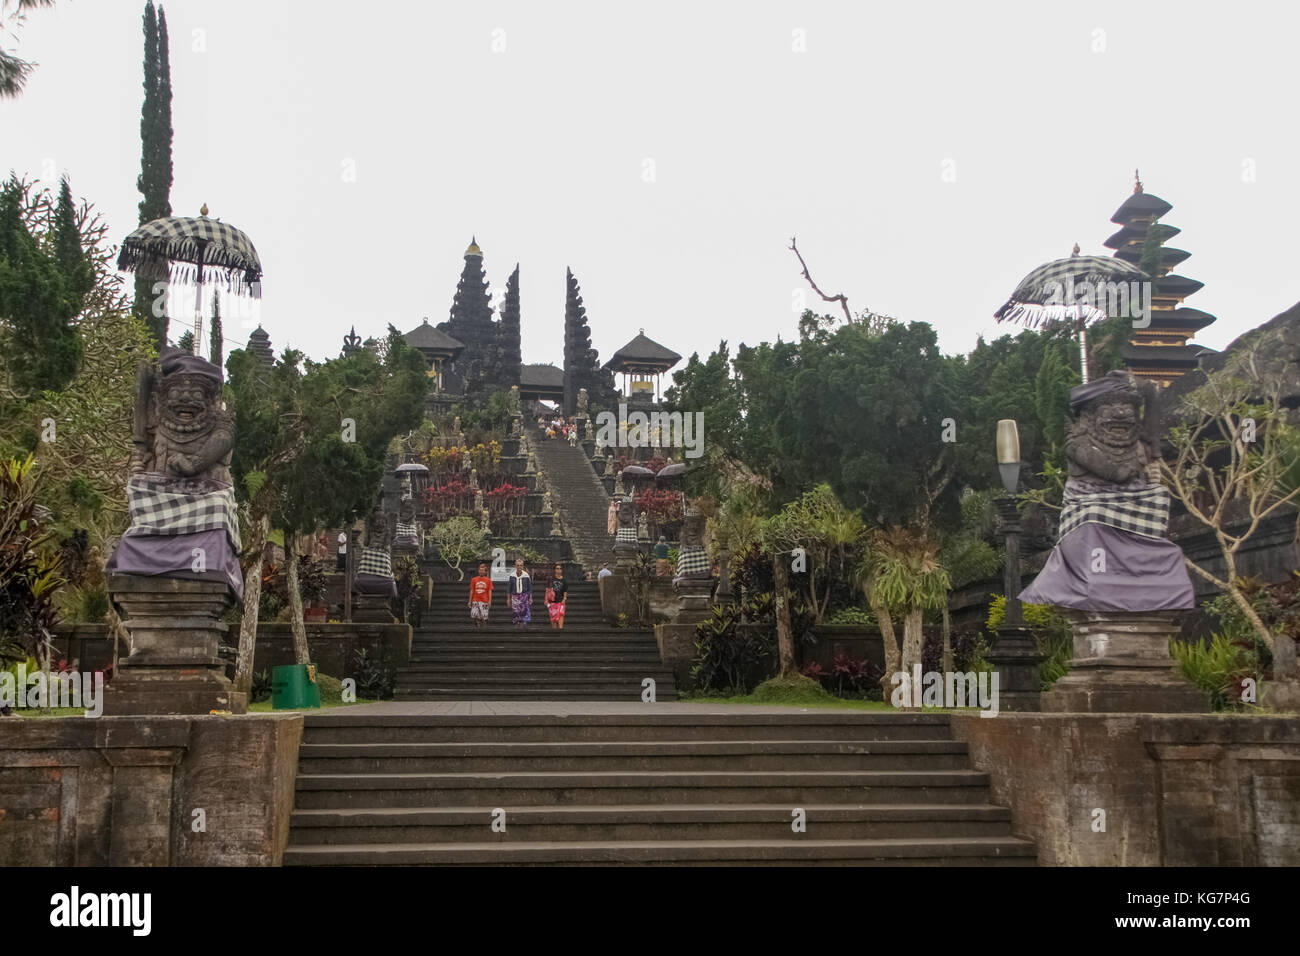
{"left": 193, "top": 261, "right": 204, "bottom": 356}
{"left": 1077, "top": 310, "right": 1090, "bottom": 384}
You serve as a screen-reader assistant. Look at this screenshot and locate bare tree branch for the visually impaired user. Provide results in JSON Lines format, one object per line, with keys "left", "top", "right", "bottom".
{"left": 789, "top": 237, "right": 854, "bottom": 325}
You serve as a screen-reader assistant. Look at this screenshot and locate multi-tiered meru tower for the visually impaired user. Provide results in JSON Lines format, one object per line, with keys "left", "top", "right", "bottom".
{"left": 1105, "top": 173, "right": 1217, "bottom": 385}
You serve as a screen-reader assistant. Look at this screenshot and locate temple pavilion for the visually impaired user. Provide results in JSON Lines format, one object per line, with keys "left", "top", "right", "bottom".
{"left": 402, "top": 318, "right": 466, "bottom": 392}
{"left": 1106, "top": 173, "right": 1217, "bottom": 385}
{"left": 602, "top": 330, "right": 682, "bottom": 403}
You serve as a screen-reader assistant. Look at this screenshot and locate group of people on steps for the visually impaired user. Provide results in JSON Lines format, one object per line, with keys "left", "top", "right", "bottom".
{"left": 467, "top": 559, "right": 569, "bottom": 629}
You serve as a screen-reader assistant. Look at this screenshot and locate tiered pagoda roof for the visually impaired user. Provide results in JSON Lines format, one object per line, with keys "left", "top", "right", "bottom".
{"left": 246, "top": 325, "right": 274, "bottom": 367}
{"left": 1106, "top": 172, "right": 1217, "bottom": 384}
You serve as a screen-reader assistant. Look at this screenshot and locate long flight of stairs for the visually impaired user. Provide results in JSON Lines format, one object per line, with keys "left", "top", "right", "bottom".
{"left": 529, "top": 428, "right": 614, "bottom": 571}
{"left": 284, "top": 710, "right": 1037, "bottom": 865}
{"left": 394, "top": 580, "right": 678, "bottom": 701}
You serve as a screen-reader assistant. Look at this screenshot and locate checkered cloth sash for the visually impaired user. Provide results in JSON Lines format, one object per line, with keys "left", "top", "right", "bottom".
{"left": 123, "top": 473, "right": 240, "bottom": 546}
{"left": 616, "top": 527, "right": 638, "bottom": 544}
{"left": 356, "top": 547, "right": 393, "bottom": 578}
{"left": 675, "top": 545, "right": 710, "bottom": 576}
{"left": 395, "top": 520, "right": 419, "bottom": 541}
{"left": 1058, "top": 479, "right": 1171, "bottom": 540}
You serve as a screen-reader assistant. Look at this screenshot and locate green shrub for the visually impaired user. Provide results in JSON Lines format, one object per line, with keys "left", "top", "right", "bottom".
{"left": 749, "top": 673, "right": 836, "bottom": 705}
{"left": 826, "top": 605, "right": 875, "bottom": 627}
{"left": 316, "top": 672, "right": 344, "bottom": 704}
{"left": 250, "top": 669, "right": 273, "bottom": 703}
{"left": 987, "top": 594, "right": 1073, "bottom": 690}
{"left": 1171, "top": 633, "right": 1259, "bottom": 711}
{"left": 352, "top": 648, "right": 395, "bottom": 700}
{"left": 690, "top": 601, "right": 777, "bottom": 694}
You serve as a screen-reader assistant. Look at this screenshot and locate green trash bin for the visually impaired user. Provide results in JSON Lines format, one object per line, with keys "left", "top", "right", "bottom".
{"left": 271, "top": 663, "right": 321, "bottom": 710}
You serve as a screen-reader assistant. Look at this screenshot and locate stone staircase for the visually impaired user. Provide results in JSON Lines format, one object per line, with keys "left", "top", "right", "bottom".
{"left": 394, "top": 580, "right": 677, "bottom": 701}
{"left": 283, "top": 710, "right": 1037, "bottom": 865}
{"left": 528, "top": 427, "right": 613, "bottom": 572}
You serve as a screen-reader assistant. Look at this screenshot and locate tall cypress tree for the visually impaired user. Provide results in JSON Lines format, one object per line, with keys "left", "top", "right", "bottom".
{"left": 0, "top": 178, "right": 84, "bottom": 395}
{"left": 133, "top": 1, "right": 174, "bottom": 349}
{"left": 497, "top": 264, "right": 522, "bottom": 387}
{"left": 53, "top": 178, "right": 93, "bottom": 306}
{"left": 208, "top": 289, "right": 223, "bottom": 368}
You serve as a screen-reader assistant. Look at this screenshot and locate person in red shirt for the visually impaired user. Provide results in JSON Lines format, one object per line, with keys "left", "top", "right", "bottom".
{"left": 468, "top": 562, "right": 493, "bottom": 628}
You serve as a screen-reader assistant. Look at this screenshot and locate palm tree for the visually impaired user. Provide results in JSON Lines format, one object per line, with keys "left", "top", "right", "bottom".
{"left": 857, "top": 526, "right": 951, "bottom": 696}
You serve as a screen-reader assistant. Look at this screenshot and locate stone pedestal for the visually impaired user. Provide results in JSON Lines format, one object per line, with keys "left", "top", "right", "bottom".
{"left": 985, "top": 625, "right": 1042, "bottom": 712}
{"left": 104, "top": 573, "right": 247, "bottom": 716}
{"left": 351, "top": 591, "right": 396, "bottom": 624}
{"left": 1042, "top": 610, "right": 1207, "bottom": 713}
{"left": 614, "top": 541, "right": 639, "bottom": 570}
{"left": 673, "top": 578, "right": 715, "bottom": 625}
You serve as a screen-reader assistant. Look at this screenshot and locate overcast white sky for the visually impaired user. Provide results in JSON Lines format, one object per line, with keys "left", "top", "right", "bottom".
{"left": 5, "top": 0, "right": 1297, "bottom": 371}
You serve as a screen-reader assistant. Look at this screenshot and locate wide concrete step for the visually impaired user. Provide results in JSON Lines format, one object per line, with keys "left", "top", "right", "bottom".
{"left": 300, "top": 713, "right": 955, "bottom": 744}
{"left": 293, "top": 769, "right": 992, "bottom": 808}
{"left": 405, "top": 655, "right": 665, "bottom": 660}
{"left": 392, "top": 689, "right": 677, "bottom": 702}
{"left": 400, "top": 664, "right": 672, "bottom": 676}
{"left": 287, "top": 803, "right": 1015, "bottom": 844}
{"left": 296, "top": 739, "right": 971, "bottom": 773}
{"left": 283, "top": 835, "right": 1035, "bottom": 866}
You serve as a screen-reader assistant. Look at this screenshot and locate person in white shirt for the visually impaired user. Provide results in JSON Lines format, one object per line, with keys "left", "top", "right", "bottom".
{"left": 336, "top": 531, "right": 347, "bottom": 571}
{"left": 597, "top": 563, "right": 613, "bottom": 579}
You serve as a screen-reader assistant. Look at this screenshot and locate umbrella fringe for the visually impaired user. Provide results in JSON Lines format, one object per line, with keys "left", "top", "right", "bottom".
{"left": 996, "top": 301, "right": 1107, "bottom": 328}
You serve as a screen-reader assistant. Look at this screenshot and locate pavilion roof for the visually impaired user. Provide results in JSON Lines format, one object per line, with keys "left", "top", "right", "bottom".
{"left": 520, "top": 363, "right": 564, "bottom": 388}
{"left": 603, "top": 331, "right": 682, "bottom": 373}
{"left": 403, "top": 319, "right": 465, "bottom": 356}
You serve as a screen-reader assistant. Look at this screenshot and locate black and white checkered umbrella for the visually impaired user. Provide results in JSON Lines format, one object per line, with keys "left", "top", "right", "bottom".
{"left": 117, "top": 213, "right": 263, "bottom": 293}
{"left": 994, "top": 251, "right": 1150, "bottom": 383}
{"left": 994, "top": 255, "right": 1147, "bottom": 326}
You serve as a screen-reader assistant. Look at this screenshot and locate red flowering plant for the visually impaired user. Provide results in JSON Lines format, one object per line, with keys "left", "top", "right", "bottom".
{"left": 635, "top": 488, "right": 683, "bottom": 522}
{"left": 422, "top": 477, "right": 475, "bottom": 518}
{"left": 486, "top": 482, "right": 528, "bottom": 513}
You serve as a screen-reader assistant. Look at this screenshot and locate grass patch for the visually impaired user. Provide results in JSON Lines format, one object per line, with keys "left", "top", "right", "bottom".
{"left": 2, "top": 707, "right": 89, "bottom": 718}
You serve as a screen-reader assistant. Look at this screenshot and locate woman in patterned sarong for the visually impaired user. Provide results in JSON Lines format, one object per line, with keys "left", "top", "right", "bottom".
{"left": 547, "top": 564, "right": 567, "bottom": 629}
{"left": 508, "top": 558, "right": 532, "bottom": 628}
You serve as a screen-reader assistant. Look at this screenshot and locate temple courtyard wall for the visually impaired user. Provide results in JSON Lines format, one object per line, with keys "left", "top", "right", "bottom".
{"left": 0, "top": 715, "right": 302, "bottom": 866}
{"left": 2, "top": 708, "right": 1298, "bottom": 866}
{"left": 50, "top": 622, "right": 413, "bottom": 684}
{"left": 950, "top": 713, "right": 1300, "bottom": 866}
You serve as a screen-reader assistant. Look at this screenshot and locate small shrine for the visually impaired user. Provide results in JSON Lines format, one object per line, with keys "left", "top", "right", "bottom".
{"left": 602, "top": 330, "right": 681, "bottom": 403}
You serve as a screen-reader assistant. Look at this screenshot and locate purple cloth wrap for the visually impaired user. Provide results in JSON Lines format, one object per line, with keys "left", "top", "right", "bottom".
{"left": 1019, "top": 522, "right": 1194, "bottom": 612}
{"left": 107, "top": 528, "right": 243, "bottom": 599}
{"left": 354, "top": 572, "right": 398, "bottom": 598}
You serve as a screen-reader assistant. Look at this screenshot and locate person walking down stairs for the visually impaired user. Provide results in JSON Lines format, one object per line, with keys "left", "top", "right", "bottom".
{"left": 468, "top": 563, "right": 493, "bottom": 629}
{"left": 546, "top": 563, "right": 568, "bottom": 629}
{"left": 508, "top": 559, "right": 532, "bottom": 629}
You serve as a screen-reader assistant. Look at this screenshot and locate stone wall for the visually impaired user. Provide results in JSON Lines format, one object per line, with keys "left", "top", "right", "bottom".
{"left": 251, "top": 622, "right": 411, "bottom": 680}
{"left": 51, "top": 622, "right": 412, "bottom": 683}
{"left": 951, "top": 713, "right": 1300, "bottom": 866}
{"left": 0, "top": 715, "right": 302, "bottom": 866}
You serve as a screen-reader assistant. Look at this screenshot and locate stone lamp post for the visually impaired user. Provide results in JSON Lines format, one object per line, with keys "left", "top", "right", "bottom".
{"left": 985, "top": 418, "right": 1042, "bottom": 711}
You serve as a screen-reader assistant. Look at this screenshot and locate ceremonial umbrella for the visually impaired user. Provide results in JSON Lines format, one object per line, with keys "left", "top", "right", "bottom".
{"left": 994, "top": 249, "right": 1149, "bottom": 383}
{"left": 117, "top": 206, "right": 263, "bottom": 354}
